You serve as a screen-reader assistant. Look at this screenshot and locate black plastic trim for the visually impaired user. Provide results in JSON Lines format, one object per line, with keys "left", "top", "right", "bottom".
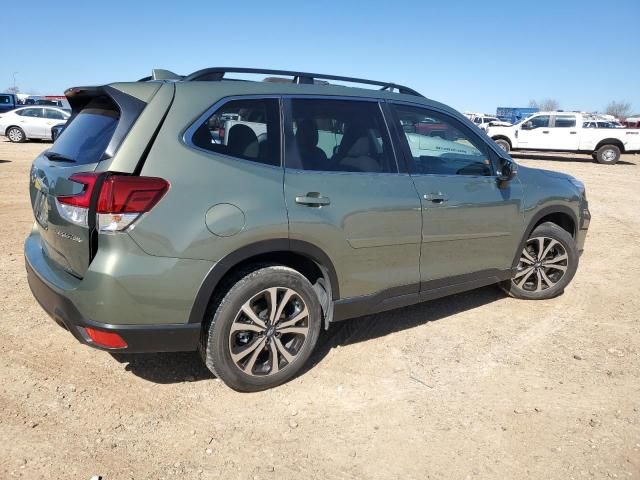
{"left": 188, "top": 239, "right": 340, "bottom": 324}
{"left": 26, "top": 260, "right": 200, "bottom": 353}
{"left": 333, "top": 269, "right": 513, "bottom": 321}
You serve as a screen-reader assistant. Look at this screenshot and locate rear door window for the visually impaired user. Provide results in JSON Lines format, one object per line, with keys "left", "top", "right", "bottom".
{"left": 44, "top": 108, "right": 67, "bottom": 120}
{"left": 286, "top": 99, "right": 396, "bottom": 173}
{"left": 50, "top": 101, "right": 119, "bottom": 165}
{"left": 554, "top": 115, "right": 576, "bottom": 128}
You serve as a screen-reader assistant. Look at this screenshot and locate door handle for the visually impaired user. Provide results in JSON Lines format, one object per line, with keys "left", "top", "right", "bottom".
{"left": 542, "top": 130, "right": 550, "bottom": 134}
{"left": 570, "top": 131, "right": 577, "bottom": 134}
{"left": 295, "top": 193, "right": 330, "bottom": 207}
{"left": 424, "top": 193, "right": 448, "bottom": 204}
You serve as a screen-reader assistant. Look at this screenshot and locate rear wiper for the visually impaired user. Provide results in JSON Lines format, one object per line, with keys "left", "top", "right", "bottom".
{"left": 44, "top": 151, "right": 76, "bottom": 163}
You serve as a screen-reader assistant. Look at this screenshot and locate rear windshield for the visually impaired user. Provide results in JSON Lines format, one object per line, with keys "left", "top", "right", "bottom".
{"left": 51, "top": 101, "right": 119, "bottom": 165}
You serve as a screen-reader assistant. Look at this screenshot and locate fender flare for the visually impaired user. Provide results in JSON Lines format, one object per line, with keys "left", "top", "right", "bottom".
{"left": 511, "top": 204, "right": 579, "bottom": 268}
{"left": 188, "top": 239, "right": 339, "bottom": 324}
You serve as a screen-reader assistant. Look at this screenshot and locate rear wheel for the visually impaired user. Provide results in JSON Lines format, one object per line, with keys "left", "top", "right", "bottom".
{"left": 595, "top": 144, "right": 620, "bottom": 164}
{"left": 200, "top": 265, "right": 322, "bottom": 392}
{"left": 7, "top": 127, "right": 25, "bottom": 143}
{"left": 494, "top": 138, "right": 510, "bottom": 153}
{"left": 502, "top": 222, "right": 578, "bottom": 300}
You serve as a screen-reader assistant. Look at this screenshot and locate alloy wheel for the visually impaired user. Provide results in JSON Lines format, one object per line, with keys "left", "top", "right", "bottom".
{"left": 512, "top": 236, "right": 568, "bottom": 292}
{"left": 8, "top": 128, "right": 23, "bottom": 142}
{"left": 228, "top": 287, "right": 309, "bottom": 376}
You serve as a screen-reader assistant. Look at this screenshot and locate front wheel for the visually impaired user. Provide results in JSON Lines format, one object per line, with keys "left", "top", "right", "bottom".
{"left": 595, "top": 144, "right": 620, "bottom": 164}
{"left": 200, "top": 266, "right": 322, "bottom": 392}
{"left": 502, "top": 222, "right": 578, "bottom": 300}
{"left": 494, "top": 138, "right": 511, "bottom": 153}
{"left": 7, "top": 127, "right": 25, "bottom": 143}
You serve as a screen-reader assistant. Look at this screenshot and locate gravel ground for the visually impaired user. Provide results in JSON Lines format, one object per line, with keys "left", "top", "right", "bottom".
{"left": 0, "top": 141, "right": 638, "bottom": 480}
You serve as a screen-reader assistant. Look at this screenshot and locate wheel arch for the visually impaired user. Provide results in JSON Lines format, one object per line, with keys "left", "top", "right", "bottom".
{"left": 5, "top": 125, "right": 24, "bottom": 136}
{"left": 188, "top": 239, "right": 339, "bottom": 325}
{"left": 511, "top": 205, "right": 578, "bottom": 268}
{"left": 595, "top": 138, "right": 625, "bottom": 153}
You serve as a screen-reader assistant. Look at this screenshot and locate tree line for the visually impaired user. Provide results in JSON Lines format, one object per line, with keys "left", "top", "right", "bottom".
{"left": 529, "top": 98, "right": 634, "bottom": 119}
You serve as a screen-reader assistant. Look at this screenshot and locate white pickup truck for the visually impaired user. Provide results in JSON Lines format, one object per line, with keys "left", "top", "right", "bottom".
{"left": 486, "top": 111, "right": 640, "bottom": 164}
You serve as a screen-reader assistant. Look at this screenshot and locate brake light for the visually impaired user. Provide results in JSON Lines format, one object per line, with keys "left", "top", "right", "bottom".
{"left": 84, "top": 327, "right": 128, "bottom": 349}
{"left": 55, "top": 173, "right": 169, "bottom": 232}
{"left": 97, "top": 176, "right": 169, "bottom": 232}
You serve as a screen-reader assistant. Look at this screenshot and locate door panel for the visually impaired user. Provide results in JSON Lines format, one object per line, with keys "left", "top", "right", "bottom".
{"left": 389, "top": 103, "right": 524, "bottom": 285}
{"left": 284, "top": 98, "right": 422, "bottom": 299}
{"left": 549, "top": 115, "right": 579, "bottom": 150}
{"left": 414, "top": 175, "right": 523, "bottom": 281}
{"left": 518, "top": 114, "right": 551, "bottom": 149}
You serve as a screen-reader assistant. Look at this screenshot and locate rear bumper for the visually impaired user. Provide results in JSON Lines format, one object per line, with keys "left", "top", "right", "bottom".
{"left": 26, "top": 258, "right": 201, "bottom": 353}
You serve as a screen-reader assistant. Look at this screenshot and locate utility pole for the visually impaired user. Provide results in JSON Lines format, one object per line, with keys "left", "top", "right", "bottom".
{"left": 12, "top": 72, "right": 18, "bottom": 92}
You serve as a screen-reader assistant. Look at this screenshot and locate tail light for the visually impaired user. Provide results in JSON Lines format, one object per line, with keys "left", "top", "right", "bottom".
{"left": 97, "top": 175, "right": 169, "bottom": 232}
{"left": 56, "top": 173, "right": 169, "bottom": 232}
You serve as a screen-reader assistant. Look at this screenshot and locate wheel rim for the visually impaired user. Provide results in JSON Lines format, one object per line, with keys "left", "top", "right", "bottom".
{"left": 512, "top": 236, "right": 568, "bottom": 292}
{"left": 8, "top": 129, "right": 22, "bottom": 142}
{"left": 228, "top": 287, "right": 309, "bottom": 377}
{"left": 498, "top": 141, "right": 508, "bottom": 152}
{"left": 602, "top": 149, "right": 616, "bottom": 161}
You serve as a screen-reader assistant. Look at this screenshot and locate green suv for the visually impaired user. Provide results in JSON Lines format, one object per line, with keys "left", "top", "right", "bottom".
{"left": 25, "top": 68, "right": 590, "bottom": 391}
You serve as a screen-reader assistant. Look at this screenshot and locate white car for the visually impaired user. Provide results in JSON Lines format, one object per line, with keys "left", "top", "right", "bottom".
{"left": 0, "top": 106, "right": 70, "bottom": 143}
{"left": 466, "top": 113, "right": 511, "bottom": 131}
{"left": 486, "top": 111, "right": 640, "bottom": 164}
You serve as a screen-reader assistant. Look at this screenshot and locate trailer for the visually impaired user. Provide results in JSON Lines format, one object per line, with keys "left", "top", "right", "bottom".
{"left": 496, "top": 107, "right": 539, "bottom": 124}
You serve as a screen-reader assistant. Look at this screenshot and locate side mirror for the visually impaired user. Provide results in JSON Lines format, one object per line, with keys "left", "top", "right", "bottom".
{"left": 498, "top": 157, "right": 517, "bottom": 186}
{"left": 522, "top": 121, "right": 534, "bottom": 130}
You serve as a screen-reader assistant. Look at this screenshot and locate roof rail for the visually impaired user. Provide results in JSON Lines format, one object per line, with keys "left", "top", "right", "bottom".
{"left": 181, "top": 67, "right": 423, "bottom": 97}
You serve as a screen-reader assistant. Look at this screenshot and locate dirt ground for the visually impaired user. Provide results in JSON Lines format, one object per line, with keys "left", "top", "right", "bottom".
{"left": 0, "top": 140, "right": 638, "bottom": 480}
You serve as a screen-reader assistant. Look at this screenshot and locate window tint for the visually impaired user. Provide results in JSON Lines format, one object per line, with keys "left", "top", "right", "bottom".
{"left": 191, "top": 99, "right": 280, "bottom": 167}
{"left": 50, "top": 101, "right": 119, "bottom": 165}
{"left": 44, "top": 109, "right": 67, "bottom": 120}
{"left": 17, "top": 108, "right": 43, "bottom": 118}
{"left": 554, "top": 115, "right": 576, "bottom": 128}
{"left": 528, "top": 115, "right": 550, "bottom": 128}
{"left": 393, "top": 105, "right": 492, "bottom": 176}
{"left": 287, "top": 99, "right": 396, "bottom": 173}
{"left": 0, "top": 95, "right": 11, "bottom": 105}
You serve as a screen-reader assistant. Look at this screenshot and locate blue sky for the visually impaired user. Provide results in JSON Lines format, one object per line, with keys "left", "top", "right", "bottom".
{"left": 2, "top": 0, "right": 638, "bottom": 114}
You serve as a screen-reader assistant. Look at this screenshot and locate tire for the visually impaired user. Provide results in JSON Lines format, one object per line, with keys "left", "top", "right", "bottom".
{"left": 595, "top": 144, "right": 620, "bottom": 164}
{"left": 502, "top": 222, "right": 578, "bottom": 300}
{"left": 6, "top": 127, "right": 25, "bottom": 143}
{"left": 200, "top": 265, "right": 322, "bottom": 392}
{"left": 494, "top": 138, "right": 510, "bottom": 153}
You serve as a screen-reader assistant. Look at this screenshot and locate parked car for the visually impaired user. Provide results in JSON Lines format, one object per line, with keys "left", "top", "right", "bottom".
{"left": 465, "top": 113, "right": 511, "bottom": 131}
{"left": 0, "top": 107, "right": 70, "bottom": 142}
{"left": 624, "top": 117, "right": 640, "bottom": 129}
{"left": 487, "top": 111, "right": 640, "bottom": 164}
{"left": 0, "top": 93, "right": 20, "bottom": 113}
{"left": 25, "top": 68, "right": 590, "bottom": 391}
